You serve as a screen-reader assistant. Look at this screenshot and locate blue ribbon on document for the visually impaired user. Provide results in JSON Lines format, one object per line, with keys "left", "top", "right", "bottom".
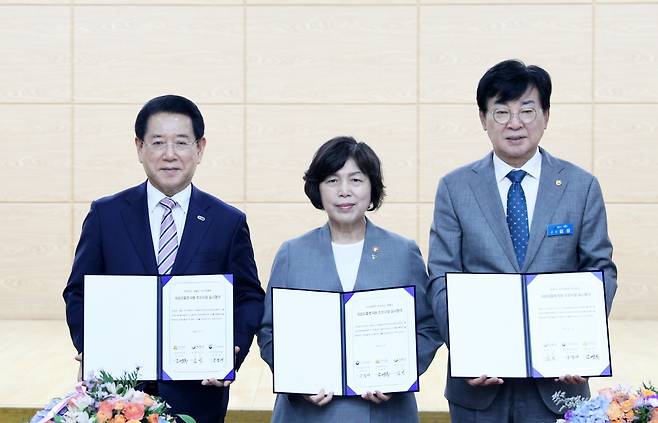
{"left": 546, "top": 223, "right": 574, "bottom": 237}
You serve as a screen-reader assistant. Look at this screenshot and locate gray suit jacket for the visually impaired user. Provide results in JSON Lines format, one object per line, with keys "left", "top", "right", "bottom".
{"left": 428, "top": 148, "right": 617, "bottom": 413}
{"left": 258, "top": 219, "right": 443, "bottom": 423}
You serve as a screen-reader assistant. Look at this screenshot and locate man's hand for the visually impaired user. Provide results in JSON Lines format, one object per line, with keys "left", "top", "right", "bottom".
{"left": 466, "top": 375, "right": 504, "bottom": 387}
{"left": 555, "top": 374, "right": 588, "bottom": 384}
{"left": 201, "top": 346, "right": 240, "bottom": 388}
{"left": 75, "top": 353, "right": 82, "bottom": 382}
{"left": 303, "top": 389, "right": 334, "bottom": 407}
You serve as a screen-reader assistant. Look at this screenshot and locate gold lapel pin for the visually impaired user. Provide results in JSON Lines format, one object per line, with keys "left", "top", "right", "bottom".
{"left": 555, "top": 179, "right": 562, "bottom": 186}
{"left": 371, "top": 246, "right": 380, "bottom": 260}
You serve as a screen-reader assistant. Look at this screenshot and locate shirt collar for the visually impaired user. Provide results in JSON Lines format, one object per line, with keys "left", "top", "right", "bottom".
{"left": 146, "top": 180, "right": 192, "bottom": 215}
{"left": 493, "top": 148, "right": 542, "bottom": 183}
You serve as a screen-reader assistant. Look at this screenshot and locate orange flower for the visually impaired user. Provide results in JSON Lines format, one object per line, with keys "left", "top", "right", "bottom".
{"left": 97, "top": 400, "right": 115, "bottom": 423}
{"left": 147, "top": 413, "right": 159, "bottom": 423}
{"left": 114, "top": 400, "right": 126, "bottom": 411}
{"left": 620, "top": 398, "right": 635, "bottom": 413}
{"left": 109, "top": 416, "right": 126, "bottom": 423}
{"left": 624, "top": 410, "right": 635, "bottom": 421}
{"left": 97, "top": 412, "right": 112, "bottom": 423}
{"left": 608, "top": 402, "right": 623, "bottom": 421}
{"left": 122, "top": 402, "right": 145, "bottom": 421}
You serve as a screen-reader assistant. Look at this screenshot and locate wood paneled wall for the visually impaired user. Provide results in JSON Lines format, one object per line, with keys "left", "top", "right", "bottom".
{"left": 1, "top": 2, "right": 657, "bottom": 322}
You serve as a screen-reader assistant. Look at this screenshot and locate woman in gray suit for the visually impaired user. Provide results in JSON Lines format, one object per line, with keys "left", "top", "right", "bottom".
{"left": 257, "top": 136, "right": 443, "bottom": 423}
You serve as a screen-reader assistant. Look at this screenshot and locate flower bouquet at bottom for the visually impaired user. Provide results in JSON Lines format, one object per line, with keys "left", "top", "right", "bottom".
{"left": 553, "top": 383, "right": 658, "bottom": 423}
{"left": 30, "top": 369, "right": 195, "bottom": 423}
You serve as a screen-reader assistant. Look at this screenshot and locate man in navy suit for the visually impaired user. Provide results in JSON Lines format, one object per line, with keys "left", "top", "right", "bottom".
{"left": 63, "top": 95, "right": 265, "bottom": 423}
{"left": 428, "top": 60, "right": 617, "bottom": 422}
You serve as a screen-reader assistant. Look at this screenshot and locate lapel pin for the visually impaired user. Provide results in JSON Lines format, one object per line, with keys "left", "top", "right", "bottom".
{"left": 371, "top": 246, "right": 380, "bottom": 260}
{"left": 197, "top": 215, "right": 206, "bottom": 221}
{"left": 555, "top": 179, "right": 562, "bottom": 186}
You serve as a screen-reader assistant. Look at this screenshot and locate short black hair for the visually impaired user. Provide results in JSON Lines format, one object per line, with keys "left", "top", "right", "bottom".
{"left": 134, "top": 95, "right": 205, "bottom": 140}
{"left": 476, "top": 59, "right": 552, "bottom": 113}
{"left": 304, "top": 136, "right": 386, "bottom": 211}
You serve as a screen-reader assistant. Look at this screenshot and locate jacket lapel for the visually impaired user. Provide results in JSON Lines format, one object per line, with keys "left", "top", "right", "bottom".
{"left": 353, "top": 219, "right": 380, "bottom": 291}
{"left": 522, "top": 149, "right": 567, "bottom": 272}
{"left": 172, "top": 185, "right": 213, "bottom": 274}
{"left": 121, "top": 182, "right": 158, "bottom": 273}
{"left": 467, "top": 153, "right": 520, "bottom": 271}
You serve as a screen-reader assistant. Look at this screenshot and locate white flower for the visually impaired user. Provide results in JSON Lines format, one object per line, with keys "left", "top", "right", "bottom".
{"left": 63, "top": 409, "right": 90, "bottom": 423}
{"left": 122, "top": 388, "right": 140, "bottom": 402}
{"left": 69, "top": 393, "right": 94, "bottom": 410}
{"left": 101, "top": 382, "right": 117, "bottom": 395}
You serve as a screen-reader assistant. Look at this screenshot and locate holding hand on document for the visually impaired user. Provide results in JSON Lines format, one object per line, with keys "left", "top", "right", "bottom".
{"left": 361, "top": 391, "right": 391, "bottom": 404}
{"left": 75, "top": 353, "right": 82, "bottom": 382}
{"left": 201, "top": 346, "right": 240, "bottom": 387}
{"left": 466, "top": 374, "right": 586, "bottom": 388}
{"left": 466, "top": 375, "right": 504, "bottom": 387}
{"left": 303, "top": 389, "right": 334, "bottom": 407}
{"left": 555, "top": 374, "right": 588, "bottom": 384}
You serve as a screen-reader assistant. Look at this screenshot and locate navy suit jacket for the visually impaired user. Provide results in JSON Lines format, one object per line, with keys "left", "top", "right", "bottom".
{"left": 63, "top": 182, "right": 265, "bottom": 423}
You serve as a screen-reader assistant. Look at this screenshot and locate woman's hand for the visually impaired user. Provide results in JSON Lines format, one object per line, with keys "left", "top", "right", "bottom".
{"left": 303, "top": 389, "right": 334, "bottom": 407}
{"left": 361, "top": 391, "right": 391, "bottom": 404}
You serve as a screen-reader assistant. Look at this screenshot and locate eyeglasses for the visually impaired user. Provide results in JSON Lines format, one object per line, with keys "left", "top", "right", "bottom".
{"left": 490, "top": 107, "right": 539, "bottom": 125}
{"left": 142, "top": 139, "right": 198, "bottom": 152}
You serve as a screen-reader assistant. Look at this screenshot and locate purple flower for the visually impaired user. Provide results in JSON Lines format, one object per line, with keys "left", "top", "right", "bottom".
{"left": 563, "top": 395, "right": 611, "bottom": 423}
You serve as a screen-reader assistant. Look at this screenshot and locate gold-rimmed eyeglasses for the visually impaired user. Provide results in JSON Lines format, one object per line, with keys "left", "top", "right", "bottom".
{"left": 490, "top": 107, "right": 540, "bottom": 125}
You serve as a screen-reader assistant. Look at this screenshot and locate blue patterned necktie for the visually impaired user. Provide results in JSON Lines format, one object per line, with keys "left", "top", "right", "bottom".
{"left": 506, "top": 170, "right": 529, "bottom": 267}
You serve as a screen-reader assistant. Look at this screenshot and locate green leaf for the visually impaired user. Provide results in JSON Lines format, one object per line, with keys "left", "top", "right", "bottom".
{"left": 176, "top": 413, "right": 197, "bottom": 423}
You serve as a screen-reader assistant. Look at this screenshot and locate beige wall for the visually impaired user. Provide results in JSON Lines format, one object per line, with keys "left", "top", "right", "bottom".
{"left": 1, "top": 1, "right": 657, "bottom": 325}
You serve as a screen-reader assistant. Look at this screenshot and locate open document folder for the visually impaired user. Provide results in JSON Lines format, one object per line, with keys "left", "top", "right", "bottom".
{"left": 272, "top": 286, "right": 419, "bottom": 396}
{"left": 446, "top": 271, "right": 611, "bottom": 379}
{"left": 83, "top": 274, "right": 234, "bottom": 381}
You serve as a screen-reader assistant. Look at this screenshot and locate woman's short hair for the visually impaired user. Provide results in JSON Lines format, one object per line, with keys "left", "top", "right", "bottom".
{"left": 303, "top": 136, "right": 386, "bottom": 211}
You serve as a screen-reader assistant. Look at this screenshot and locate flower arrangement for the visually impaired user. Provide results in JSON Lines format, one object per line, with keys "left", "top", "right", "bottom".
{"left": 553, "top": 383, "right": 658, "bottom": 423}
{"left": 30, "top": 369, "right": 195, "bottom": 423}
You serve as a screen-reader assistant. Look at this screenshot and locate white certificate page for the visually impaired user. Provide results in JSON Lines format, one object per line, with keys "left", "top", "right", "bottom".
{"left": 161, "top": 275, "right": 234, "bottom": 381}
{"left": 344, "top": 287, "right": 418, "bottom": 394}
{"left": 272, "top": 288, "right": 343, "bottom": 395}
{"left": 447, "top": 273, "right": 528, "bottom": 378}
{"left": 526, "top": 272, "right": 610, "bottom": 377}
{"left": 84, "top": 275, "right": 158, "bottom": 380}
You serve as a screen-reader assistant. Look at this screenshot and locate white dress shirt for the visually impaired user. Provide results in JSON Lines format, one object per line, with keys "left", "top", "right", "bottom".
{"left": 493, "top": 148, "right": 542, "bottom": 230}
{"left": 332, "top": 240, "right": 364, "bottom": 292}
{"left": 146, "top": 181, "right": 192, "bottom": 260}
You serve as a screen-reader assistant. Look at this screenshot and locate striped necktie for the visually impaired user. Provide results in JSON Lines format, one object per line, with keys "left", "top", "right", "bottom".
{"left": 157, "top": 197, "right": 178, "bottom": 275}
